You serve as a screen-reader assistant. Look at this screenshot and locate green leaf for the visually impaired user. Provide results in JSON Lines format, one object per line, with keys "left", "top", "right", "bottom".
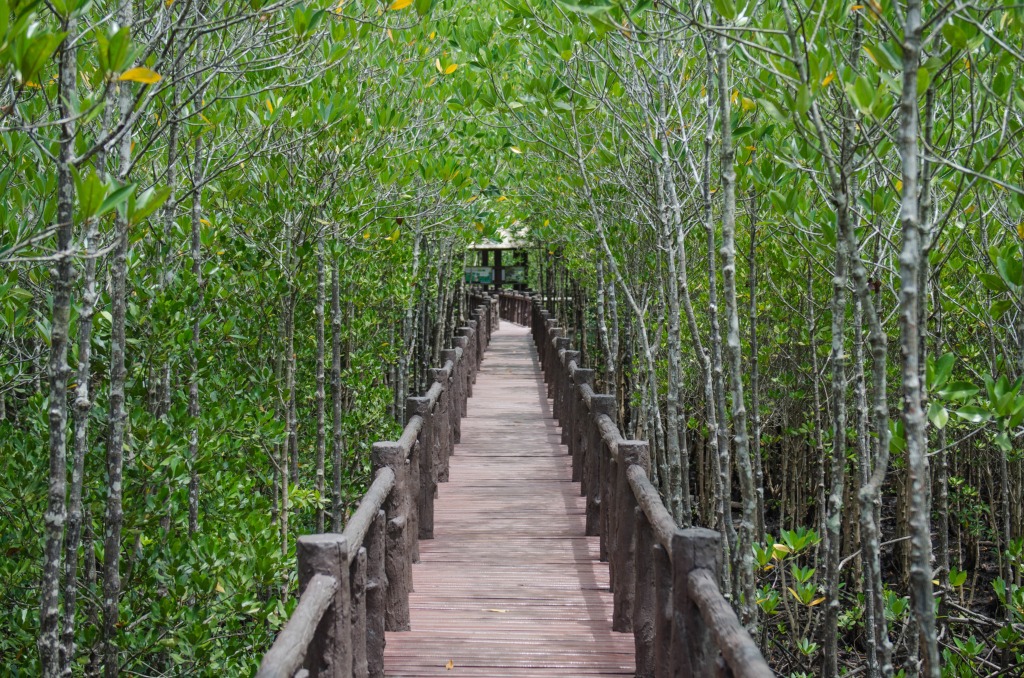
{"left": 713, "top": 0, "right": 735, "bottom": 20}
{"left": 996, "top": 254, "right": 1022, "bottom": 290}
{"left": 630, "top": 0, "right": 651, "bottom": 17}
{"left": 129, "top": 186, "right": 172, "bottom": 225}
{"left": 795, "top": 85, "right": 811, "bottom": 115}
{"left": 929, "top": 352, "right": 955, "bottom": 391}
{"left": 936, "top": 381, "right": 980, "bottom": 401}
{"left": 554, "top": 0, "right": 613, "bottom": 16}
{"left": 979, "top": 272, "right": 1008, "bottom": 293}
{"left": 917, "top": 67, "right": 931, "bottom": 97}
{"left": 74, "top": 169, "right": 106, "bottom": 219}
{"left": 98, "top": 182, "right": 135, "bottom": 217}
{"left": 845, "top": 77, "right": 874, "bottom": 116}
{"left": 953, "top": 406, "right": 991, "bottom": 424}
{"left": 942, "top": 22, "right": 967, "bottom": 51}
{"left": 16, "top": 31, "right": 67, "bottom": 85}
{"left": 995, "top": 431, "right": 1012, "bottom": 453}
{"left": 928, "top": 402, "right": 949, "bottom": 430}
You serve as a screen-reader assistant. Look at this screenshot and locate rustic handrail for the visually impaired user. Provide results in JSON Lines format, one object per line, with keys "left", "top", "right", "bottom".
{"left": 498, "top": 291, "right": 773, "bottom": 678}
{"left": 258, "top": 574, "right": 340, "bottom": 678}
{"left": 257, "top": 295, "right": 499, "bottom": 678}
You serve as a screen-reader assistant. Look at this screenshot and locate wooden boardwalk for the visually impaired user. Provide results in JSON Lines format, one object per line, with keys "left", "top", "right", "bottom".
{"left": 383, "top": 322, "right": 634, "bottom": 677}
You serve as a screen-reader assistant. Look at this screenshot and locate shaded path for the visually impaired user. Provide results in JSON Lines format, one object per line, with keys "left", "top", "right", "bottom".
{"left": 383, "top": 322, "right": 634, "bottom": 677}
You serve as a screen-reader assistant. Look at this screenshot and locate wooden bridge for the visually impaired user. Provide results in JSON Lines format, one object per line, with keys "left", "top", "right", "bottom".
{"left": 256, "top": 294, "right": 772, "bottom": 678}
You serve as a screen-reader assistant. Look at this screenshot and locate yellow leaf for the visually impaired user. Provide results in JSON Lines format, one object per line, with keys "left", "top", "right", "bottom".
{"left": 427, "top": 77, "right": 437, "bottom": 86}
{"left": 215, "top": 582, "right": 225, "bottom": 593}
{"left": 466, "top": 195, "right": 478, "bottom": 204}
{"left": 165, "top": 0, "right": 174, "bottom": 7}
{"left": 745, "top": 145, "right": 756, "bottom": 151}
{"left": 389, "top": 0, "right": 413, "bottom": 9}
{"left": 1016, "top": 222, "right": 1024, "bottom": 240}
{"left": 387, "top": 229, "right": 400, "bottom": 241}
{"left": 741, "top": 97, "right": 756, "bottom": 112}
{"left": 731, "top": 89, "right": 739, "bottom": 105}
{"left": 700, "top": 86, "right": 706, "bottom": 97}
{"left": 863, "top": 47, "right": 878, "bottom": 67}
{"left": 895, "top": 179, "right": 903, "bottom": 192}
{"left": 485, "top": 609, "right": 508, "bottom": 613}
{"left": 120, "top": 67, "right": 162, "bottom": 84}
{"left": 445, "top": 660, "right": 454, "bottom": 670}
{"left": 850, "top": 3, "right": 863, "bottom": 10}
{"left": 444, "top": 63, "right": 458, "bottom": 75}
{"left": 821, "top": 72, "right": 835, "bottom": 87}
{"left": 510, "top": 146, "right": 521, "bottom": 154}
{"left": 429, "top": 31, "right": 436, "bottom": 40}
{"left": 386, "top": 28, "right": 393, "bottom": 41}
{"left": 543, "top": 219, "right": 550, "bottom": 227}
{"left": 266, "top": 99, "right": 274, "bottom": 114}
{"left": 363, "top": 232, "right": 371, "bottom": 239}
{"left": 788, "top": 588, "right": 801, "bottom": 602}
{"left": 931, "top": 579, "right": 940, "bottom": 586}
{"left": 496, "top": 196, "right": 508, "bottom": 202}
{"left": 435, "top": 58, "right": 443, "bottom": 73}
{"left": 200, "top": 218, "right": 211, "bottom": 226}
{"left": 808, "top": 597, "right": 826, "bottom": 607}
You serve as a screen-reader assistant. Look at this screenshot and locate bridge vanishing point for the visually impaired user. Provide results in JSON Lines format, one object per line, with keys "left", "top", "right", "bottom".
{"left": 256, "top": 293, "right": 772, "bottom": 678}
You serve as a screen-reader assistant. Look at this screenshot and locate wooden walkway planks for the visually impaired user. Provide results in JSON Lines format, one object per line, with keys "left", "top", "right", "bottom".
{"left": 383, "top": 322, "right": 634, "bottom": 677}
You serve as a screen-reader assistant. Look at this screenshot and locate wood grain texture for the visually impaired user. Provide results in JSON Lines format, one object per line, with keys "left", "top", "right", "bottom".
{"left": 383, "top": 323, "right": 634, "bottom": 677}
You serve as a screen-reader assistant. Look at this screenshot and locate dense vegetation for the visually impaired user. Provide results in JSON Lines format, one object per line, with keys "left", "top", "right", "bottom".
{"left": 1, "top": 0, "right": 1023, "bottom": 675}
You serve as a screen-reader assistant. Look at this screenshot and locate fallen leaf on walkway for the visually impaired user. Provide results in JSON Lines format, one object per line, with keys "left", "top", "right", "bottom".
{"left": 484, "top": 609, "right": 508, "bottom": 613}
{"left": 445, "top": 659, "right": 454, "bottom": 670}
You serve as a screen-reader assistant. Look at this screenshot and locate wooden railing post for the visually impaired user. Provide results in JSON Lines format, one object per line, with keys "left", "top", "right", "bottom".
{"left": 430, "top": 367, "right": 451, "bottom": 473}
{"left": 612, "top": 440, "right": 648, "bottom": 633}
{"left": 653, "top": 543, "right": 673, "bottom": 678}
{"left": 439, "top": 350, "right": 459, "bottom": 463}
{"left": 407, "top": 396, "right": 435, "bottom": 540}
{"left": 371, "top": 442, "right": 411, "bottom": 632}
{"left": 570, "top": 366, "right": 593, "bottom": 483}
{"left": 351, "top": 547, "right": 368, "bottom": 678}
{"left": 365, "top": 510, "right": 386, "bottom": 678}
{"left": 635, "top": 509, "right": 656, "bottom": 678}
{"left": 559, "top": 349, "right": 578, "bottom": 446}
{"left": 297, "top": 534, "right": 352, "bottom": 678}
{"left": 452, "top": 335, "right": 470, "bottom": 410}
{"left": 672, "top": 527, "right": 721, "bottom": 678}
{"left": 587, "top": 395, "right": 614, "bottom": 538}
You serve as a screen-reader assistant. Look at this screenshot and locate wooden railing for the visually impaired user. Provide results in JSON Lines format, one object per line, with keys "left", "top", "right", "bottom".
{"left": 498, "top": 291, "right": 773, "bottom": 678}
{"left": 257, "top": 297, "right": 499, "bottom": 678}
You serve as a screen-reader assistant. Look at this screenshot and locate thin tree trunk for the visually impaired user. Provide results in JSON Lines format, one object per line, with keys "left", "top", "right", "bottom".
{"left": 187, "top": 131, "right": 205, "bottom": 536}
{"left": 315, "top": 234, "right": 327, "bottom": 532}
{"left": 897, "top": 2, "right": 939, "bottom": 673}
{"left": 703, "top": 55, "right": 732, "bottom": 589}
{"left": 39, "top": 16, "right": 78, "bottom": 675}
{"left": 102, "top": 46, "right": 136, "bottom": 676}
{"left": 331, "top": 245, "right": 345, "bottom": 532}
{"left": 823, "top": 207, "right": 850, "bottom": 678}
{"left": 715, "top": 34, "right": 755, "bottom": 624}
{"left": 61, "top": 212, "right": 99, "bottom": 676}
{"left": 746, "top": 191, "right": 764, "bottom": 538}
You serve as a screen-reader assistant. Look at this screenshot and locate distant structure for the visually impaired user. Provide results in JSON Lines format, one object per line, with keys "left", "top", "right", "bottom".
{"left": 466, "top": 226, "right": 529, "bottom": 291}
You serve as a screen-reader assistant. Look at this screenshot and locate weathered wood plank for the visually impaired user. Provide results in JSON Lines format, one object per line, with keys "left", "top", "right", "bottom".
{"left": 383, "top": 323, "right": 633, "bottom": 677}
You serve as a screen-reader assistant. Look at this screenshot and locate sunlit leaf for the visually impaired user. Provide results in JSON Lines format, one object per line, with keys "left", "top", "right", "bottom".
{"left": 119, "top": 67, "right": 162, "bottom": 84}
